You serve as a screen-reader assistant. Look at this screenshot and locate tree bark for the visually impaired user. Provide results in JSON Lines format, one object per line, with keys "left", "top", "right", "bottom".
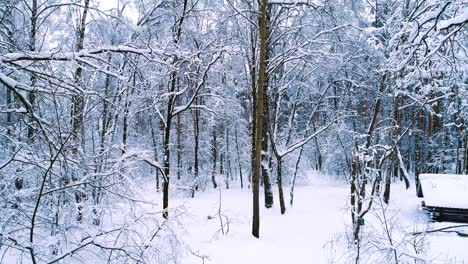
{"left": 27, "top": 0, "right": 37, "bottom": 142}
{"left": 177, "top": 107, "right": 182, "bottom": 180}
{"left": 193, "top": 99, "right": 200, "bottom": 195}
{"left": 162, "top": 0, "right": 189, "bottom": 219}
{"left": 252, "top": 0, "right": 268, "bottom": 238}
{"left": 277, "top": 158, "right": 286, "bottom": 214}
{"left": 262, "top": 98, "right": 273, "bottom": 208}
{"left": 71, "top": 0, "right": 90, "bottom": 223}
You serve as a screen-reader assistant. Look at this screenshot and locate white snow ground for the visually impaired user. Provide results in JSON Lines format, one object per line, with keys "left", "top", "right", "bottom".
{"left": 146, "top": 171, "right": 468, "bottom": 264}
{"left": 7, "top": 172, "right": 466, "bottom": 263}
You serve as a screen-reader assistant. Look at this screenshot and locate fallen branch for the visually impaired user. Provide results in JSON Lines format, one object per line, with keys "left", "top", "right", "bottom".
{"left": 412, "top": 224, "right": 468, "bottom": 236}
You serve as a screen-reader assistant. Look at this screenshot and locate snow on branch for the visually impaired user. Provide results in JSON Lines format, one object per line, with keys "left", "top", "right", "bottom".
{"left": 267, "top": 0, "right": 321, "bottom": 7}
{"left": 0, "top": 45, "right": 161, "bottom": 63}
{"left": 172, "top": 50, "right": 225, "bottom": 116}
{"left": 437, "top": 6, "right": 468, "bottom": 30}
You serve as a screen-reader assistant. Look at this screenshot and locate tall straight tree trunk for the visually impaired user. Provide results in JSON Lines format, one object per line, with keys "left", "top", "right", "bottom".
{"left": 3, "top": 0, "right": 14, "bottom": 142}
{"left": 162, "top": 100, "right": 173, "bottom": 219}
{"left": 262, "top": 97, "right": 273, "bottom": 208}
{"left": 6, "top": 90, "right": 12, "bottom": 139}
{"left": 414, "top": 104, "right": 424, "bottom": 197}
{"left": 249, "top": 21, "right": 257, "bottom": 190}
{"left": 97, "top": 54, "right": 113, "bottom": 173}
{"left": 162, "top": 0, "right": 189, "bottom": 219}
{"left": 252, "top": 0, "right": 268, "bottom": 238}
{"left": 177, "top": 108, "right": 182, "bottom": 180}
{"left": 312, "top": 121, "right": 322, "bottom": 171}
{"left": 276, "top": 158, "right": 286, "bottom": 214}
{"left": 27, "top": 0, "right": 37, "bottom": 142}
{"left": 235, "top": 126, "right": 244, "bottom": 189}
{"left": 71, "top": 0, "right": 90, "bottom": 145}
{"left": 193, "top": 99, "right": 200, "bottom": 194}
{"left": 122, "top": 76, "right": 133, "bottom": 154}
{"left": 261, "top": 5, "right": 273, "bottom": 209}
{"left": 92, "top": 54, "right": 115, "bottom": 226}
{"left": 150, "top": 112, "right": 160, "bottom": 192}
{"left": 463, "top": 134, "right": 468, "bottom": 174}
{"left": 211, "top": 127, "right": 218, "bottom": 188}
{"left": 71, "top": 0, "right": 90, "bottom": 223}
{"left": 226, "top": 125, "right": 233, "bottom": 181}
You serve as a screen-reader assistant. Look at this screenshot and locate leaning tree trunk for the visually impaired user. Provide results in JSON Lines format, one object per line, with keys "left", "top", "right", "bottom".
{"left": 276, "top": 157, "right": 286, "bottom": 214}
{"left": 235, "top": 126, "right": 244, "bottom": 189}
{"left": 290, "top": 146, "right": 304, "bottom": 206}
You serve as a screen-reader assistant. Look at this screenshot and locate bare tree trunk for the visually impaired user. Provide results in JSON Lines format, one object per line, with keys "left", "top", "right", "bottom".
{"left": 463, "top": 133, "right": 468, "bottom": 174}
{"left": 162, "top": 97, "right": 173, "bottom": 219}
{"left": 3, "top": 0, "right": 15, "bottom": 142}
{"left": 235, "top": 126, "right": 244, "bottom": 189}
{"left": 350, "top": 151, "right": 358, "bottom": 237}
{"left": 262, "top": 97, "right": 273, "bottom": 208}
{"left": 162, "top": 0, "right": 189, "bottom": 219}
{"left": 71, "top": 0, "right": 90, "bottom": 144}
{"left": 352, "top": 74, "right": 387, "bottom": 243}
{"left": 415, "top": 106, "right": 424, "bottom": 197}
{"left": 71, "top": 0, "right": 90, "bottom": 223}
{"left": 261, "top": 5, "right": 274, "bottom": 209}
{"left": 252, "top": 0, "right": 268, "bottom": 238}
{"left": 312, "top": 121, "right": 322, "bottom": 171}
{"left": 211, "top": 127, "right": 218, "bottom": 189}
{"left": 6, "top": 89, "right": 12, "bottom": 139}
{"left": 150, "top": 113, "right": 160, "bottom": 192}
{"left": 277, "top": 158, "right": 286, "bottom": 214}
{"left": 226, "top": 126, "right": 233, "bottom": 181}
{"left": 27, "top": 0, "right": 37, "bottom": 142}
{"left": 249, "top": 21, "right": 257, "bottom": 190}
{"left": 177, "top": 108, "right": 182, "bottom": 180}
{"left": 290, "top": 146, "right": 304, "bottom": 206}
{"left": 193, "top": 100, "right": 200, "bottom": 195}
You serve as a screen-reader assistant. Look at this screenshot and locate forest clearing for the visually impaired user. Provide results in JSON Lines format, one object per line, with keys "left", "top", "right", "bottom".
{"left": 1, "top": 0, "right": 467, "bottom": 263}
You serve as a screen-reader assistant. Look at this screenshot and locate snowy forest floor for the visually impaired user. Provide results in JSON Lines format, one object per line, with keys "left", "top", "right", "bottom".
{"left": 140, "top": 172, "right": 468, "bottom": 264}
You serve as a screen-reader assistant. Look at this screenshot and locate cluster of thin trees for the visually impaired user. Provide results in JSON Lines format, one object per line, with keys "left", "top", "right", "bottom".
{"left": 0, "top": 0, "right": 466, "bottom": 263}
